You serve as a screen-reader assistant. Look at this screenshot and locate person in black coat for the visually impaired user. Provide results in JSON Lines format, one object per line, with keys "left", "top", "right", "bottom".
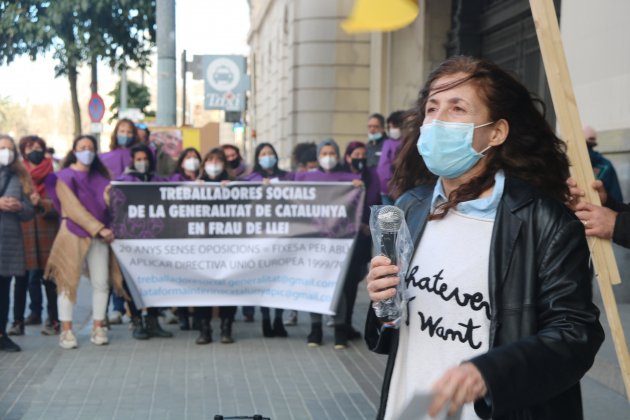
{"left": 365, "top": 56, "right": 603, "bottom": 420}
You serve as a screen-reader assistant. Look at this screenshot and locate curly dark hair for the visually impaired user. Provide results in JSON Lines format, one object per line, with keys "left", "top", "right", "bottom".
{"left": 389, "top": 56, "right": 570, "bottom": 218}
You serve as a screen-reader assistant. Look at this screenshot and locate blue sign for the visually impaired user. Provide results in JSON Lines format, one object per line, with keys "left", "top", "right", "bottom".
{"left": 202, "top": 55, "right": 249, "bottom": 111}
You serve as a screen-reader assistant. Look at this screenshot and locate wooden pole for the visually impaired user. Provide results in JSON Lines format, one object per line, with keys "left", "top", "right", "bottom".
{"left": 529, "top": 0, "right": 630, "bottom": 401}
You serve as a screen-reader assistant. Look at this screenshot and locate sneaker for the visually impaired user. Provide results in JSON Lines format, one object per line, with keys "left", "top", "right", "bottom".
{"left": 24, "top": 313, "right": 42, "bottom": 325}
{"left": 59, "top": 330, "right": 78, "bottom": 349}
{"left": 0, "top": 335, "right": 21, "bottom": 352}
{"left": 7, "top": 321, "right": 24, "bottom": 336}
{"left": 108, "top": 310, "right": 123, "bottom": 325}
{"left": 41, "top": 319, "right": 61, "bottom": 336}
{"left": 90, "top": 326, "right": 109, "bottom": 345}
{"left": 283, "top": 311, "right": 298, "bottom": 326}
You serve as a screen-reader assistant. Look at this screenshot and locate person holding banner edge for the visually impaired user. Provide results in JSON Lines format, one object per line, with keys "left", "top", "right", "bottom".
{"left": 171, "top": 147, "right": 202, "bottom": 183}
{"left": 365, "top": 56, "right": 603, "bottom": 419}
{"left": 170, "top": 147, "right": 203, "bottom": 330}
{"left": 295, "top": 138, "right": 363, "bottom": 347}
{"left": 45, "top": 135, "right": 127, "bottom": 349}
{"left": 193, "top": 147, "right": 238, "bottom": 345}
{"left": 116, "top": 144, "right": 173, "bottom": 340}
{"left": 333, "top": 140, "right": 381, "bottom": 349}
{"left": 239, "top": 142, "right": 293, "bottom": 339}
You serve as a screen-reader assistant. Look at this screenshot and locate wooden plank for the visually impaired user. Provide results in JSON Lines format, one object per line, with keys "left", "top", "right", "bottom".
{"left": 529, "top": 0, "right": 630, "bottom": 402}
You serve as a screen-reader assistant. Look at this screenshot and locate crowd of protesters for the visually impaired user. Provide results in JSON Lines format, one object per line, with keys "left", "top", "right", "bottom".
{"left": 0, "top": 111, "right": 405, "bottom": 352}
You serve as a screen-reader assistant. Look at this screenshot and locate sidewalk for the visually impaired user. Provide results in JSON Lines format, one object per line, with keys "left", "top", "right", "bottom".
{"left": 0, "top": 279, "right": 628, "bottom": 419}
{"left": 0, "top": 280, "right": 385, "bottom": 420}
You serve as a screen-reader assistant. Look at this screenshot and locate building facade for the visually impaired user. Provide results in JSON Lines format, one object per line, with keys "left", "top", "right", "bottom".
{"left": 248, "top": 0, "right": 630, "bottom": 297}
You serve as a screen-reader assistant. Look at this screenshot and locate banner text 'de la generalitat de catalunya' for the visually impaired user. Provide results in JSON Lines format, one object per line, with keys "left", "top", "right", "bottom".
{"left": 109, "top": 181, "right": 365, "bottom": 314}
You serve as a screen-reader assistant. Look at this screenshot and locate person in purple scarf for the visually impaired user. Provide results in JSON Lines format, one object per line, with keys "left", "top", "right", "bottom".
{"left": 45, "top": 135, "right": 125, "bottom": 350}
{"left": 100, "top": 119, "right": 141, "bottom": 180}
{"left": 294, "top": 138, "right": 363, "bottom": 348}
{"left": 240, "top": 143, "right": 292, "bottom": 339}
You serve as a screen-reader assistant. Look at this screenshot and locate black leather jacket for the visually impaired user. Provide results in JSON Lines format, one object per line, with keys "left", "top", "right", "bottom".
{"left": 365, "top": 176, "right": 604, "bottom": 420}
{"left": 606, "top": 198, "right": 630, "bottom": 248}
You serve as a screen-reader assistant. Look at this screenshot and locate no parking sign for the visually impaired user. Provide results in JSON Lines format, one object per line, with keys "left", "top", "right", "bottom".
{"left": 88, "top": 93, "right": 106, "bottom": 123}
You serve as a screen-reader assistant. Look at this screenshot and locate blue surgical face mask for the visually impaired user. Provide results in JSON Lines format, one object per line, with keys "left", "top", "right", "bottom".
{"left": 368, "top": 132, "right": 383, "bottom": 141}
{"left": 417, "top": 120, "right": 494, "bottom": 178}
{"left": 259, "top": 155, "right": 277, "bottom": 170}
{"left": 75, "top": 150, "right": 95, "bottom": 166}
{"left": 117, "top": 135, "right": 132, "bottom": 147}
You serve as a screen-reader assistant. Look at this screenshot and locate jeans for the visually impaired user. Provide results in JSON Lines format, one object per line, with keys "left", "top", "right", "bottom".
{"left": 24, "top": 269, "right": 58, "bottom": 321}
{"left": 380, "top": 193, "right": 394, "bottom": 206}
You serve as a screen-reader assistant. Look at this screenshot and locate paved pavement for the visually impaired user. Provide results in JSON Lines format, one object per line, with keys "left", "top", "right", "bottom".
{"left": 0, "top": 279, "right": 628, "bottom": 419}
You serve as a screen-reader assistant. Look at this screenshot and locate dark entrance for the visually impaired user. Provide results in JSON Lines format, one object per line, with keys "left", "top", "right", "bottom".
{"left": 446, "top": 0, "right": 561, "bottom": 124}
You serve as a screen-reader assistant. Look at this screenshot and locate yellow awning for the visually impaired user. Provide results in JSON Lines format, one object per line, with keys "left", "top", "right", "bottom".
{"left": 341, "top": 0, "right": 419, "bottom": 33}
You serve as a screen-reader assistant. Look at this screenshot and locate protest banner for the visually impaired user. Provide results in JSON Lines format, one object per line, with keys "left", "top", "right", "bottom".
{"left": 109, "top": 181, "right": 365, "bottom": 315}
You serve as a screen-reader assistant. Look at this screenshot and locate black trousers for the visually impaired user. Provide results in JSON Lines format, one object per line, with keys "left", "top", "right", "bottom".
{"left": 338, "top": 234, "right": 371, "bottom": 326}
{"left": 0, "top": 276, "right": 23, "bottom": 334}
{"left": 122, "top": 279, "right": 160, "bottom": 318}
{"left": 193, "top": 306, "right": 237, "bottom": 320}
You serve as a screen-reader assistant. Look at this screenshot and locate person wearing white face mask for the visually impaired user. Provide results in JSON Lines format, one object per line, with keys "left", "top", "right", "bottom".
{"left": 114, "top": 143, "right": 174, "bottom": 341}
{"left": 365, "top": 56, "right": 603, "bottom": 420}
{"left": 294, "top": 138, "right": 363, "bottom": 347}
{"left": 171, "top": 147, "right": 202, "bottom": 182}
{"left": 45, "top": 135, "right": 127, "bottom": 350}
{"left": 190, "top": 147, "right": 239, "bottom": 345}
{"left": 377, "top": 110, "right": 407, "bottom": 205}
{"left": 0, "top": 134, "right": 34, "bottom": 352}
{"left": 167, "top": 147, "right": 203, "bottom": 331}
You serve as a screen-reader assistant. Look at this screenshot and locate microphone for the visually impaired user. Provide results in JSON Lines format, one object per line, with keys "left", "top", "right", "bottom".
{"left": 378, "top": 205, "right": 403, "bottom": 267}
{"left": 374, "top": 205, "right": 404, "bottom": 323}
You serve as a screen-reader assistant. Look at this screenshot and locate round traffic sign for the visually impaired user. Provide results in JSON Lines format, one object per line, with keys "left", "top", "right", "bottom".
{"left": 88, "top": 93, "right": 105, "bottom": 123}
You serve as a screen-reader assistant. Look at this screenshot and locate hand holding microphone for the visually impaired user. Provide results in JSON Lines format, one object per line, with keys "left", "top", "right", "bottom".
{"left": 368, "top": 205, "right": 412, "bottom": 327}
{"left": 366, "top": 256, "right": 399, "bottom": 302}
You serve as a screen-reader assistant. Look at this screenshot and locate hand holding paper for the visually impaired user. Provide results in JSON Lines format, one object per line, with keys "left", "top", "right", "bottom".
{"left": 429, "top": 363, "right": 487, "bottom": 417}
